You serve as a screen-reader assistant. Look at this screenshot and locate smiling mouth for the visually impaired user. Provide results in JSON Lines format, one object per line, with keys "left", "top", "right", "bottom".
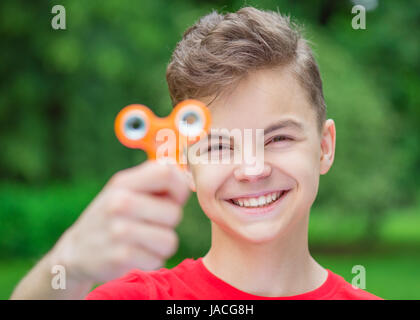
{"left": 228, "top": 190, "right": 289, "bottom": 208}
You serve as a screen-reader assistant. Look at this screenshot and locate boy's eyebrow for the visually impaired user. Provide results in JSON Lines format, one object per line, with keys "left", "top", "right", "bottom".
{"left": 263, "top": 119, "right": 304, "bottom": 135}
{"left": 204, "top": 119, "right": 304, "bottom": 141}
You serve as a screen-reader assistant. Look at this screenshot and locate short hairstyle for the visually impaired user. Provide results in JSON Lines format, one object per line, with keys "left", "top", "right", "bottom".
{"left": 166, "top": 6, "right": 326, "bottom": 130}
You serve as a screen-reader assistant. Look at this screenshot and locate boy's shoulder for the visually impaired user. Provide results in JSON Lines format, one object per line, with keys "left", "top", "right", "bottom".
{"left": 324, "top": 270, "right": 383, "bottom": 300}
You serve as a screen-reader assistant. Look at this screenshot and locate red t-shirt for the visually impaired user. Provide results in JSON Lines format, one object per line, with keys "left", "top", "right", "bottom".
{"left": 85, "top": 257, "right": 383, "bottom": 300}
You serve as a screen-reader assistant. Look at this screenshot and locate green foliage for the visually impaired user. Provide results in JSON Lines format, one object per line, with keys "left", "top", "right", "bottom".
{"left": 0, "top": 0, "right": 214, "bottom": 183}
{"left": 0, "top": 182, "right": 98, "bottom": 258}
{"left": 312, "top": 29, "right": 400, "bottom": 215}
{"left": 314, "top": 252, "right": 420, "bottom": 300}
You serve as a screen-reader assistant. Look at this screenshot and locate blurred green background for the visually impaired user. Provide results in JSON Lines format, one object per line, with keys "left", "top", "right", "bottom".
{"left": 0, "top": 0, "right": 419, "bottom": 299}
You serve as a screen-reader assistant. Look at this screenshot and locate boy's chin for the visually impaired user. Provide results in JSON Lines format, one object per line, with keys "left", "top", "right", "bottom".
{"left": 223, "top": 222, "right": 290, "bottom": 245}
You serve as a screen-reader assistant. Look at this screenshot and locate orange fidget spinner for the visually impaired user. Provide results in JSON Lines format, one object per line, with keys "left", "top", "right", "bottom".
{"left": 114, "top": 99, "right": 211, "bottom": 169}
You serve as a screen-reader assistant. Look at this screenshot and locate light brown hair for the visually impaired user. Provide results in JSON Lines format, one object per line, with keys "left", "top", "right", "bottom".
{"left": 166, "top": 6, "right": 326, "bottom": 130}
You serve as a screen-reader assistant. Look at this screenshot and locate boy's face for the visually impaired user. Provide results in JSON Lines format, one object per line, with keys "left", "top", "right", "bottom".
{"left": 186, "top": 66, "right": 335, "bottom": 243}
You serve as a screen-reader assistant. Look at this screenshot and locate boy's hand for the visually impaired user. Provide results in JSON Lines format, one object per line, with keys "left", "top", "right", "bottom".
{"left": 48, "top": 161, "right": 191, "bottom": 284}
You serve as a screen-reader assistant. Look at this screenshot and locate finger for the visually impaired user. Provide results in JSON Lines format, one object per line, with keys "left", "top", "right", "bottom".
{"left": 110, "top": 219, "right": 179, "bottom": 259}
{"left": 109, "top": 161, "right": 191, "bottom": 205}
{"left": 108, "top": 244, "right": 164, "bottom": 271}
{"left": 111, "top": 191, "right": 183, "bottom": 228}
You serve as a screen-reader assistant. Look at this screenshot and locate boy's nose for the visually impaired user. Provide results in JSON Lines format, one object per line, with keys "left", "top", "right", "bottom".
{"left": 233, "top": 163, "right": 272, "bottom": 182}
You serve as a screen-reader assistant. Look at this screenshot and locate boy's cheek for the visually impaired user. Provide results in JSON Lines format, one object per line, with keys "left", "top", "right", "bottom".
{"left": 269, "top": 151, "right": 320, "bottom": 196}
{"left": 292, "top": 159, "right": 321, "bottom": 207}
{"left": 192, "top": 163, "right": 230, "bottom": 197}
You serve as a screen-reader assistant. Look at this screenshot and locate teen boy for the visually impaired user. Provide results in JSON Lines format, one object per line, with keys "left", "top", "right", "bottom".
{"left": 11, "top": 7, "right": 382, "bottom": 300}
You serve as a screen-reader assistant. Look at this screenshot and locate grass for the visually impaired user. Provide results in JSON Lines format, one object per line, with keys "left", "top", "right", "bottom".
{"left": 1, "top": 251, "right": 419, "bottom": 300}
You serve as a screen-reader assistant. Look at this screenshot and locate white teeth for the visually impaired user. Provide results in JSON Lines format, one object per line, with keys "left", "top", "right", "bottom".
{"left": 230, "top": 191, "right": 285, "bottom": 208}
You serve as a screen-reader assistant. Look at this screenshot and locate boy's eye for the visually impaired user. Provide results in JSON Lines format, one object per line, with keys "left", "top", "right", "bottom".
{"left": 266, "top": 135, "right": 292, "bottom": 145}
{"left": 208, "top": 144, "right": 231, "bottom": 152}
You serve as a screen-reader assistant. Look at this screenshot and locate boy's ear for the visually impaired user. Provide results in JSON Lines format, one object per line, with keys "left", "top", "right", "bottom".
{"left": 320, "top": 119, "right": 336, "bottom": 175}
{"left": 183, "top": 165, "right": 196, "bottom": 192}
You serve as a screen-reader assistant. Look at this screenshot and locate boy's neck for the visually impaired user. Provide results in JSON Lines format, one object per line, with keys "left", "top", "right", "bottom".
{"left": 202, "top": 215, "right": 327, "bottom": 297}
